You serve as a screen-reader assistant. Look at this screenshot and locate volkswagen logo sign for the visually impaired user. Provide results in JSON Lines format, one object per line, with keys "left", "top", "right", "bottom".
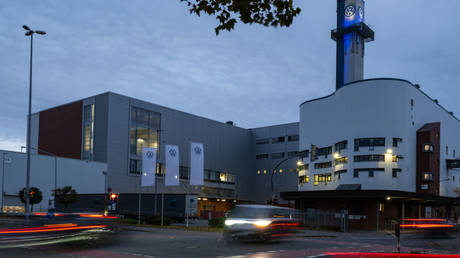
{"left": 169, "top": 148, "right": 177, "bottom": 157}
{"left": 194, "top": 146, "right": 202, "bottom": 155}
{"left": 358, "top": 7, "right": 364, "bottom": 19}
{"left": 344, "top": 5, "right": 355, "bottom": 17}
{"left": 146, "top": 151, "right": 154, "bottom": 159}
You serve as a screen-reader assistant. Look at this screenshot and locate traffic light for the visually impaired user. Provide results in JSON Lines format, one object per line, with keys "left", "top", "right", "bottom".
{"left": 110, "top": 193, "right": 118, "bottom": 203}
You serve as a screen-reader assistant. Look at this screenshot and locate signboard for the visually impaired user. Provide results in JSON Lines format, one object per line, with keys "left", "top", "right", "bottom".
{"left": 185, "top": 195, "right": 198, "bottom": 216}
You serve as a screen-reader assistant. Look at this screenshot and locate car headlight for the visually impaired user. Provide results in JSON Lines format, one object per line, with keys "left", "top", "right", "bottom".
{"left": 253, "top": 220, "right": 271, "bottom": 227}
{"left": 225, "top": 219, "right": 248, "bottom": 226}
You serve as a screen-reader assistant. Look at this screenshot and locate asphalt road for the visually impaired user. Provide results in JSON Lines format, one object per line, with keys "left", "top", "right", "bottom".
{"left": 1, "top": 225, "right": 460, "bottom": 257}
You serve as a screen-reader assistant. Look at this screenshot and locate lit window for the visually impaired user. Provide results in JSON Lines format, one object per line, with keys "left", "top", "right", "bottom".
{"left": 263, "top": 170, "right": 267, "bottom": 174}
{"left": 219, "top": 173, "right": 227, "bottom": 182}
{"left": 314, "top": 175, "right": 319, "bottom": 186}
{"left": 130, "top": 107, "right": 160, "bottom": 158}
{"left": 423, "top": 144, "right": 434, "bottom": 152}
{"left": 82, "top": 104, "right": 95, "bottom": 160}
{"left": 257, "top": 170, "right": 261, "bottom": 174}
{"left": 279, "top": 169, "right": 283, "bottom": 173}
{"left": 423, "top": 172, "right": 433, "bottom": 181}
{"left": 327, "top": 174, "right": 332, "bottom": 182}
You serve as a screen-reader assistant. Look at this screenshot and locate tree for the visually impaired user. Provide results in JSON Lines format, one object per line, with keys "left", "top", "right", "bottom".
{"left": 19, "top": 187, "right": 43, "bottom": 212}
{"left": 54, "top": 186, "right": 79, "bottom": 210}
{"left": 180, "top": 0, "right": 301, "bottom": 35}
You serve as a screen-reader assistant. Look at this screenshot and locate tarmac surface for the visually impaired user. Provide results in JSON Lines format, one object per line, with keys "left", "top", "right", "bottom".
{"left": 1, "top": 221, "right": 460, "bottom": 258}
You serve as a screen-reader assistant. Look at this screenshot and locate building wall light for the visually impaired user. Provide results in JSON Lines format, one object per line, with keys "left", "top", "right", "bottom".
{"left": 386, "top": 149, "right": 393, "bottom": 154}
{"left": 333, "top": 152, "right": 340, "bottom": 159}
{"left": 386, "top": 196, "right": 391, "bottom": 201}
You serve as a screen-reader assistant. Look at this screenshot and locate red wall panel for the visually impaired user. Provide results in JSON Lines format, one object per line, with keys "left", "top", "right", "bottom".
{"left": 38, "top": 101, "right": 83, "bottom": 159}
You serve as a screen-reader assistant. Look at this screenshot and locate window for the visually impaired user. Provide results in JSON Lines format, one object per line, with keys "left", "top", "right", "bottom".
{"left": 272, "top": 136, "right": 285, "bottom": 144}
{"left": 257, "top": 170, "right": 261, "bottom": 174}
{"left": 423, "top": 144, "right": 434, "bottom": 152}
{"left": 354, "top": 137, "right": 385, "bottom": 151}
{"left": 334, "top": 169, "right": 347, "bottom": 179}
{"left": 82, "top": 104, "right": 95, "bottom": 160}
{"left": 392, "top": 138, "right": 402, "bottom": 147}
{"left": 256, "top": 154, "right": 269, "bottom": 160}
{"left": 298, "top": 164, "right": 309, "bottom": 171}
{"left": 353, "top": 170, "right": 359, "bottom": 178}
{"left": 299, "top": 150, "right": 309, "bottom": 158}
{"left": 314, "top": 175, "right": 318, "bottom": 186}
{"left": 263, "top": 170, "right": 267, "bottom": 174}
{"left": 335, "top": 141, "right": 348, "bottom": 151}
{"left": 130, "top": 107, "right": 161, "bottom": 157}
{"left": 287, "top": 151, "right": 299, "bottom": 158}
{"left": 271, "top": 152, "right": 285, "bottom": 159}
{"left": 204, "top": 170, "right": 236, "bottom": 184}
{"left": 423, "top": 172, "right": 433, "bottom": 181}
{"left": 392, "top": 168, "right": 401, "bottom": 178}
{"left": 446, "top": 146, "right": 449, "bottom": 155}
{"left": 314, "top": 161, "right": 332, "bottom": 169}
{"left": 129, "top": 159, "right": 141, "bottom": 174}
{"left": 335, "top": 156, "right": 348, "bottom": 165}
{"left": 279, "top": 169, "right": 283, "bottom": 173}
{"left": 299, "top": 175, "right": 309, "bottom": 184}
{"left": 255, "top": 138, "right": 269, "bottom": 145}
{"left": 454, "top": 150, "right": 456, "bottom": 158}
{"left": 354, "top": 155, "right": 385, "bottom": 162}
{"left": 288, "top": 135, "right": 299, "bottom": 142}
{"left": 317, "top": 146, "right": 332, "bottom": 158}
{"left": 180, "top": 166, "right": 189, "bottom": 179}
{"left": 369, "top": 168, "right": 384, "bottom": 177}
{"left": 327, "top": 174, "right": 332, "bottom": 182}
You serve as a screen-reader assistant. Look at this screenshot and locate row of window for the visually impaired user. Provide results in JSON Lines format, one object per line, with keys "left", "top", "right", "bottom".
{"left": 129, "top": 160, "right": 236, "bottom": 184}
{"left": 299, "top": 168, "right": 403, "bottom": 185}
{"left": 303, "top": 137, "right": 404, "bottom": 160}
{"left": 256, "top": 151, "right": 299, "bottom": 160}
{"left": 255, "top": 135, "right": 299, "bottom": 145}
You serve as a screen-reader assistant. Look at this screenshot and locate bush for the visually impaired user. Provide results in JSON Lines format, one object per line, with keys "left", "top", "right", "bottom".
{"left": 208, "top": 217, "right": 225, "bottom": 228}
{"left": 144, "top": 215, "right": 173, "bottom": 226}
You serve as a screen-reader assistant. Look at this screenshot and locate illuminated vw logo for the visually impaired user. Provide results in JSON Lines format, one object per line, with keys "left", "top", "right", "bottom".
{"left": 194, "top": 146, "right": 202, "bottom": 155}
{"left": 344, "top": 5, "right": 355, "bottom": 17}
{"left": 358, "top": 7, "right": 364, "bottom": 19}
{"left": 169, "top": 148, "right": 177, "bottom": 157}
{"left": 146, "top": 151, "right": 154, "bottom": 159}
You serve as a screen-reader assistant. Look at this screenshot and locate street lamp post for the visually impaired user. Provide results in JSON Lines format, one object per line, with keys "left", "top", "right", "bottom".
{"left": 1, "top": 152, "right": 7, "bottom": 213}
{"left": 270, "top": 156, "right": 301, "bottom": 204}
{"left": 22, "top": 25, "right": 46, "bottom": 224}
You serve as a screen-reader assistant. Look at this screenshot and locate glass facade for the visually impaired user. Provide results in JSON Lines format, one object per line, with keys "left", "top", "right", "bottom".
{"left": 82, "top": 104, "right": 94, "bottom": 160}
{"left": 129, "top": 107, "right": 161, "bottom": 174}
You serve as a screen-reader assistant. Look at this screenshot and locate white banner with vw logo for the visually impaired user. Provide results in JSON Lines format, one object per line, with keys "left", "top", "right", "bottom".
{"left": 165, "top": 144, "right": 180, "bottom": 186}
{"left": 190, "top": 142, "right": 204, "bottom": 185}
{"left": 141, "top": 147, "right": 157, "bottom": 187}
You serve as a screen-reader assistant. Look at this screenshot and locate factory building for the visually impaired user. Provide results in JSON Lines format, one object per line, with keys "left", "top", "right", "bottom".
{"left": 281, "top": 0, "right": 460, "bottom": 230}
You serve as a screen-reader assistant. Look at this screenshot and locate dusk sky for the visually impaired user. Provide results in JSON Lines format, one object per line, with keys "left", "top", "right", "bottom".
{"left": 1, "top": 0, "right": 459, "bottom": 151}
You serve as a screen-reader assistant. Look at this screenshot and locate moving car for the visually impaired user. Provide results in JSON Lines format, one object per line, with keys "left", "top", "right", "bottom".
{"left": 223, "top": 204, "right": 299, "bottom": 242}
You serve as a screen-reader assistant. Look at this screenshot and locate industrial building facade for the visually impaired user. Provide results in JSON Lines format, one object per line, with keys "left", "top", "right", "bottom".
{"left": 30, "top": 92, "right": 300, "bottom": 217}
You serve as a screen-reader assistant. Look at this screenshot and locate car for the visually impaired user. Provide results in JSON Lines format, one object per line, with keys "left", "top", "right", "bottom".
{"left": 223, "top": 204, "right": 300, "bottom": 242}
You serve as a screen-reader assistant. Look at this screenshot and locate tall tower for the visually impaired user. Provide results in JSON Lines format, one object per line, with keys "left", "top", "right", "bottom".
{"left": 332, "top": 0, "right": 374, "bottom": 89}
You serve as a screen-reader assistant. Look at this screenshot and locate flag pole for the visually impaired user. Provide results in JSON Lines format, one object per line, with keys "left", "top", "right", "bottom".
{"left": 138, "top": 144, "right": 143, "bottom": 225}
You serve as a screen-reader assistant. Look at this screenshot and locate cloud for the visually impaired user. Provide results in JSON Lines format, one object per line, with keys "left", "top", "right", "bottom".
{"left": 0, "top": 0, "right": 459, "bottom": 150}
